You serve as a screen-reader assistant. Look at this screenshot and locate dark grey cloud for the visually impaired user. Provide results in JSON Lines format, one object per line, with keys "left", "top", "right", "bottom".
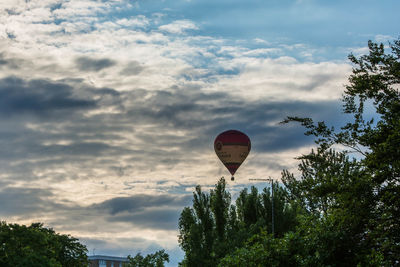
{"left": 0, "top": 183, "right": 192, "bottom": 231}
{"left": 0, "top": 186, "right": 57, "bottom": 216}
{"left": 0, "top": 76, "right": 96, "bottom": 117}
{"left": 123, "top": 86, "right": 344, "bottom": 153}
{"left": 299, "top": 73, "right": 335, "bottom": 91}
{"left": 50, "top": 3, "right": 63, "bottom": 12}
{"left": 0, "top": 53, "right": 25, "bottom": 69}
{"left": 0, "top": 83, "right": 345, "bottom": 198}
{"left": 29, "top": 142, "right": 118, "bottom": 156}
{"left": 92, "top": 194, "right": 192, "bottom": 215}
{"left": 218, "top": 100, "right": 346, "bottom": 153}
{"left": 6, "top": 31, "right": 16, "bottom": 40}
{"left": 108, "top": 208, "right": 182, "bottom": 230}
{"left": 75, "top": 56, "right": 117, "bottom": 71}
{"left": 0, "top": 74, "right": 347, "bottom": 191}
{"left": 120, "top": 61, "right": 145, "bottom": 76}
{"left": 0, "top": 76, "right": 125, "bottom": 179}
{"left": 5, "top": 8, "right": 21, "bottom": 15}
{"left": 86, "top": 194, "right": 192, "bottom": 230}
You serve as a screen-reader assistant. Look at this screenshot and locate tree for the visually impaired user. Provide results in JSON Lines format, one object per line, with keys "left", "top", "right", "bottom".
{"left": 345, "top": 40, "right": 400, "bottom": 264}
{"left": 210, "top": 178, "right": 232, "bottom": 259}
{"left": 218, "top": 230, "right": 302, "bottom": 267}
{"left": 284, "top": 38, "right": 400, "bottom": 265}
{"left": 260, "top": 185, "right": 299, "bottom": 238}
{"left": 0, "top": 221, "right": 88, "bottom": 267}
{"left": 124, "top": 250, "right": 169, "bottom": 267}
{"left": 282, "top": 149, "right": 378, "bottom": 266}
{"left": 236, "top": 184, "right": 298, "bottom": 238}
{"left": 178, "top": 178, "right": 299, "bottom": 266}
{"left": 219, "top": 38, "right": 400, "bottom": 266}
{"left": 178, "top": 180, "right": 224, "bottom": 266}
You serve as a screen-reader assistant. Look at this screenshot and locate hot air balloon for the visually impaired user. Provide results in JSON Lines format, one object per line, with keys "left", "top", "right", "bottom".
{"left": 214, "top": 130, "right": 251, "bottom": 181}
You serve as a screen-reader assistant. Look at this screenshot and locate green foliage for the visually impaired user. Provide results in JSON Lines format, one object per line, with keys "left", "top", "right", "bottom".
{"left": 220, "top": 216, "right": 390, "bottom": 267}
{"left": 236, "top": 184, "right": 298, "bottom": 238}
{"left": 217, "top": 38, "right": 400, "bottom": 266}
{"left": 178, "top": 178, "right": 298, "bottom": 266}
{"left": 218, "top": 230, "right": 304, "bottom": 267}
{"left": 279, "top": 38, "right": 399, "bottom": 266}
{"left": 178, "top": 184, "right": 216, "bottom": 266}
{"left": 0, "top": 221, "right": 88, "bottom": 267}
{"left": 124, "top": 250, "right": 169, "bottom": 267}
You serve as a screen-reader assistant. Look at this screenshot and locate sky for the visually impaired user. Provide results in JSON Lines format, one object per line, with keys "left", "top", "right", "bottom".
{"left": 0, "top": 0, "right": 399, "bottom": 265}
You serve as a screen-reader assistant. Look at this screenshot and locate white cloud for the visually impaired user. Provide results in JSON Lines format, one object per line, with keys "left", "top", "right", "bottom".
{"left": 206, "top": 56, "right": 351, "bottom": 102}
{"left": 116, "top": 16, "right": 150, "bottom": 28}
{"left": 375, "top": 34, "right": 395, "bottom": 44}
{"left": 159, "top": 20, "right": 198, "bottom": 34}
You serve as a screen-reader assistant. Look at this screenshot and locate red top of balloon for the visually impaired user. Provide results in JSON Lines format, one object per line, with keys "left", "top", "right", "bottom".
{"left": 214, "top": 130, "right": 251, "bottom": 177}
{"left": 214, "top": 130, "right": 251, "bottom": 147}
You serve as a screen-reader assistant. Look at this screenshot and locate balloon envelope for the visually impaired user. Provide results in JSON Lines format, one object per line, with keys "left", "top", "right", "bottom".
{"left": 214, "top": 130, "right": 251, "bottom": 177}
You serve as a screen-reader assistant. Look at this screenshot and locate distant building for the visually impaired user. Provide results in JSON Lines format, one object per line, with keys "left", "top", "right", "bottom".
{"left": 88, "top": 255, "right": 129, "bottom": 267}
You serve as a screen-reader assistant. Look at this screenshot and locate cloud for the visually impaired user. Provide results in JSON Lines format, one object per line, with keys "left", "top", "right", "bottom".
{"left": 0, "top": 76, "right": 97, "bottom": 117}
{"left": 92, "top": 194, "right": 192, "bottom": 230}
{"left": 0, "top": 186, "right": 55, "bottom": 216}
{"left": 0, "top": 182, "right": 192, "bottom": 230}
{"left": 0, "top": 52, "right": 27, "bottom": 69}
{"left": 108, "top": 208, "right": 183, "bottom": 230}
{"left": 159, "top": 20, "right": 198, "bottom": 34}
{"left": 116, "top": 16, "right": 150, "bottom": 28}
{"left": 93, "top": 194, "right": 192, "bottom": 215}
{"left": 0, "top": 72, "right": 346, "bottom": 192}
{"left": 120, "top": 61, "right": 145, "bottom": 76}
{"left": 75, "top": 56, "right": 117, "bottom": 72}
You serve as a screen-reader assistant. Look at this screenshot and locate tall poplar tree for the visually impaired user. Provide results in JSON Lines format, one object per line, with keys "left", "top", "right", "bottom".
{"left": 178, "top": 178, "right": 299, "bottom": 266}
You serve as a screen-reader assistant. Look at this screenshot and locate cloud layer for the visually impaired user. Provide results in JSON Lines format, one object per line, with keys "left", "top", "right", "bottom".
{"left": 0, "top": 0, "right": 398, "bottom": 265}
